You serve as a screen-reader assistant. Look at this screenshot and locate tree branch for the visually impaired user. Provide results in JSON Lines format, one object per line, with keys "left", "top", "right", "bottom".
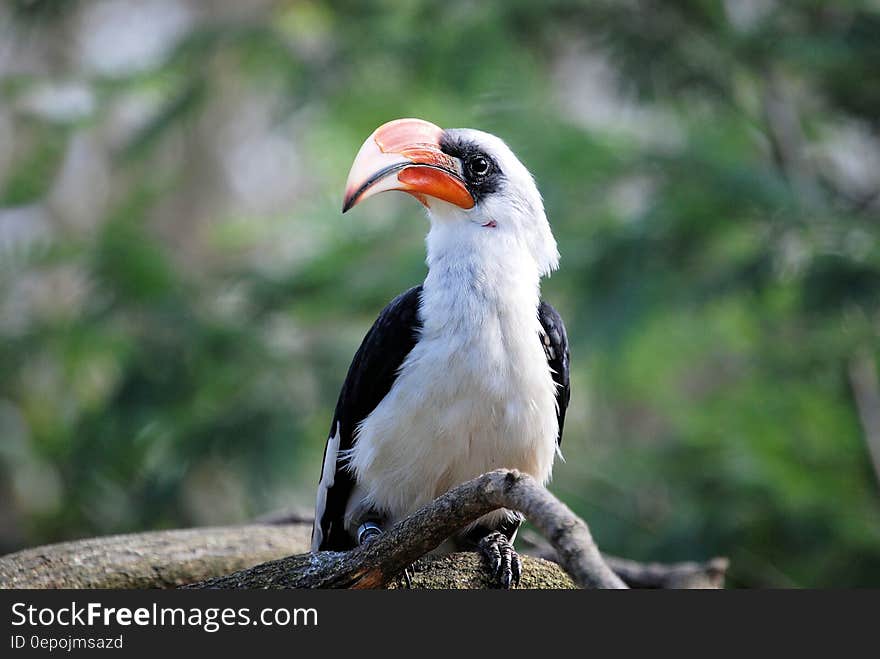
{"left": 603, "top": 555, "right": 729, "bottom": 589}
{"left": 1, "top": 469, "right": 726, "bottom": 589}
{"left": 191, "top": 469, "right": 625, "bottom": 589}
{"left": 0, "top": 524, "right": 311, "bottom": 589}
{"left": 516, "top": 529, "right": 729, "bottom": 589}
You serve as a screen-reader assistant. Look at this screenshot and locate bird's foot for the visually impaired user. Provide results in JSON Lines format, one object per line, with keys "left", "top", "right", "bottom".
{"left": 478, "top": 531, "right": 521, "bottom": 589}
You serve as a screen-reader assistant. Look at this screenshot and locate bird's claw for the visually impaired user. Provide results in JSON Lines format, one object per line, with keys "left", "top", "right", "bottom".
{"left": 478, "top": 531, "right": 521, "bottom": 589}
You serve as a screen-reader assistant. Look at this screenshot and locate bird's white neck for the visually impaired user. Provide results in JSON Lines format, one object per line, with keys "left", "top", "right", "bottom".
{"left": 421, "top": 222, "right": 542, "bottom": 336}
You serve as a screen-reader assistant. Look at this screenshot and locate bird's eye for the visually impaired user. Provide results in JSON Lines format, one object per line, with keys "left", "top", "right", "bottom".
{"left": 468, "top": 156, "right": 491, "bottom": 178}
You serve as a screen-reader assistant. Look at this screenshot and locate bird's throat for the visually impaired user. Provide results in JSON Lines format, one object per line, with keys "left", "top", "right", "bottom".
{"left": 422, "top": 225, "right": 542, "bottom": 338}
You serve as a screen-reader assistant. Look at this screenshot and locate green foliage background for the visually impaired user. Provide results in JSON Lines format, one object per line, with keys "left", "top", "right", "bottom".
{"left": 1, "top": 0, "right": 879, "bottom": 587}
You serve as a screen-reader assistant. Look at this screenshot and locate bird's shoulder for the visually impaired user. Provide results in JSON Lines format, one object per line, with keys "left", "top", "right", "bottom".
{"left": 336, "top": 285, "right": 423, "bottom": 418}
{"left": 538, "top": 301, "right": 568, "bottom": 362}
{"left": 537, "top": 300, "right": 570, "bottom": 446}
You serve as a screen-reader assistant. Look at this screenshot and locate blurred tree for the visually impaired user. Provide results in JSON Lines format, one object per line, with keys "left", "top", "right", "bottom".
{"left": 0, "top": 0, "right": 878, "bottom": 586}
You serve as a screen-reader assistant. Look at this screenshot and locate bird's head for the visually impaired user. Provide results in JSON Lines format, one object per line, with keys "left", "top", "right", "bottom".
{"left": 343, "top": 118, "right": 559, "bottom": 277}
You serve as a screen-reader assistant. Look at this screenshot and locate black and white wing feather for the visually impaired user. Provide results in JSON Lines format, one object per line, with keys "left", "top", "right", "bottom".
{"left": 538, "top": 301, "right": 570, "bottom": 447}
{"left": 312, "top": 286, "right": 423, "bottom": 551}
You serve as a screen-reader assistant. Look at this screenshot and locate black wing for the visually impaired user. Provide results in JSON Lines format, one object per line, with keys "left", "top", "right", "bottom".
{"left": 312, "top": 286, "right": 423, "bottom": 550}
{"left": 538, "top": 301, "right": 570, "bottom": 447}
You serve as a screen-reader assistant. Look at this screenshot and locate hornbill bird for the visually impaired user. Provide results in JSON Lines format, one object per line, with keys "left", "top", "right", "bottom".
{"left": 312, "top": 118, "right": 570, "bottom": 588}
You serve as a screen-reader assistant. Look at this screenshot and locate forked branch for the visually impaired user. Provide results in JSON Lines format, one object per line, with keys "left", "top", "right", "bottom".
{"left": 191, "top": 469, "right": 626, "bottom": 589}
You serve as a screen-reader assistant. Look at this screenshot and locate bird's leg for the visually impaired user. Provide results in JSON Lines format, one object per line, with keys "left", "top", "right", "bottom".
{"left": 478, "top": 532, "right": 522, "bottom": 589}
{"left": 458, "top": 514, "right": 524, "bottom": 589}
{"left": 356, "top": 521, "right": 382, "bottom": 545}
{"left": 356, "top": 518, "right": 413, "bottom": 587}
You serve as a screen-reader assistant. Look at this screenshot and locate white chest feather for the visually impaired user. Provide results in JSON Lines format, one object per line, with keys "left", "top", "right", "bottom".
{"left": 345, "top": 230, "right": 559, "bottom": 528}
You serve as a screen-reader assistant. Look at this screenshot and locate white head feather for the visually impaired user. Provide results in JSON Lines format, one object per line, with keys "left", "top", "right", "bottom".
{"left": 424, "top": 128, "right": 560, "bottom": 280}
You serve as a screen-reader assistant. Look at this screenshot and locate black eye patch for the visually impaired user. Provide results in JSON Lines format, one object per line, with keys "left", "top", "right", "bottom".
{"left": 439, "top": 133, "right": 503, "bottom": 203}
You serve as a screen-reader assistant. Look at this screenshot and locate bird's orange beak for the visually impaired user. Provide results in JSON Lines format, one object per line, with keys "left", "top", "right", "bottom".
{"left": 342, "top": 118, "right": 475, "bottom": 213}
